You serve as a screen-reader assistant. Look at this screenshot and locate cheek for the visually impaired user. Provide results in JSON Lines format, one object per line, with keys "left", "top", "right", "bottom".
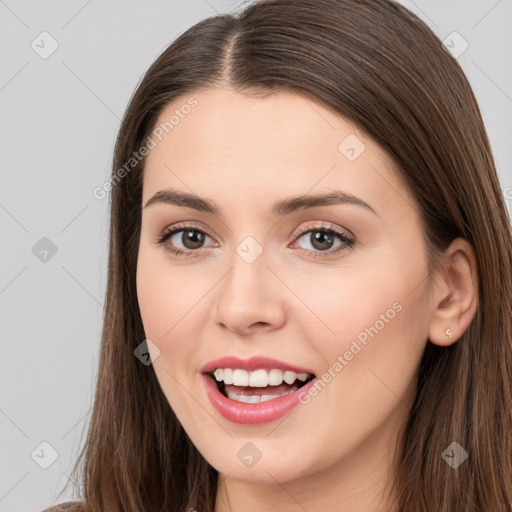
{"left": 288, "top": 262, "right": 399, "bottom": 351}
{"left": 137, "top": 260, "right": 171, "bottom": 340}
{"left": 135, "top": 252, "right": 205, "bottom": 391}
{"left": 290, "top": 250, "right": 427, "bottom": 392}
{"left": 136, "top": 255, "right": 206, "bottom": 419}
{"left": 137, "top": 247, "right": 201, "bottom": 339}
{"left": 285, "top": 269, "right": 425, "bottom": 462}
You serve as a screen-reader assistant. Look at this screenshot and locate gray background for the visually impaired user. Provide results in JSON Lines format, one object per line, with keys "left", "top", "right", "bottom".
{"left": 1, "top": 1, "right": 510, "bottom": 511}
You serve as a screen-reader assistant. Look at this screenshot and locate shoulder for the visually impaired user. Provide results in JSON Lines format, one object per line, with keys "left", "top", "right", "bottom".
{"left": 41, "top": 502, "right": 86, "bottom": 512}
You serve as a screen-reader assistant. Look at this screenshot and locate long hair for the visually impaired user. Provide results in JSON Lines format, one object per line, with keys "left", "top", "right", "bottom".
{"left": 51, "top": 1, "right": 512, "bottom": 510}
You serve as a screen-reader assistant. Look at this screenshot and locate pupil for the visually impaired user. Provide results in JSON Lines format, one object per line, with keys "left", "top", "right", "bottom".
{"left": 311, "top": 231, "right": 333, "bottom": 250}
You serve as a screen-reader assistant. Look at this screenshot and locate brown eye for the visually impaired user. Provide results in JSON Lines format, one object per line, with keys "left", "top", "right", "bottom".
{"left": 156, "top": 225, "right": 214, "bottom": 256}
{"left": 294, "top": 226, "right": 354, "bottom": 255}
{"left": 176, "top": 229, "right": 207, "bottom": 250}
{"left": 308, "top": 230, "right": 337, "bottom": 251}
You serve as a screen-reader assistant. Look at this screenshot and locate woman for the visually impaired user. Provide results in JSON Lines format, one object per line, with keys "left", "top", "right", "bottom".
{"left": 45, "top": 0, "right": 512, "bottom": 510}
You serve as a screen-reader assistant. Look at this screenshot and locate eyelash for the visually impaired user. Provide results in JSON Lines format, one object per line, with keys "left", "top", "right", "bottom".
{"left": 154, "top": 221, "right": 356, "bottom": 259}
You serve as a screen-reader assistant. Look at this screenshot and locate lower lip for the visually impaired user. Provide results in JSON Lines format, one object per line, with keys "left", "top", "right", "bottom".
{"left": 201, "top": 373, "right": 317, "bottom": 425}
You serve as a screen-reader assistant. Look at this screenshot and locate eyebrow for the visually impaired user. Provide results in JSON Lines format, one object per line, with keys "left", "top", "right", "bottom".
{"left": 144, "top": 187, "right": 377, "bottom": 217}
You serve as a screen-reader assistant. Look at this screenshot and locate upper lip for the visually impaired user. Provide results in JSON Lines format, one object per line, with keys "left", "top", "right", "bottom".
{"left": 200, "top": 356, "right": 315, "bottom": 375}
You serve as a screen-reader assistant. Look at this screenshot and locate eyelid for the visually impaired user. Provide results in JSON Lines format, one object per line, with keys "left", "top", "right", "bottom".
{"left": 292, "top": 220, "right": 354, "bottom": 239}
{"left": 157, "top": 220, "right": 352, "bottom": 241}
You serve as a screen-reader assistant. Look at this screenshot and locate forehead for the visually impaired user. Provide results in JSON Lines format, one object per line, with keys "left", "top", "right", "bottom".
{"left": 147, "top": 87, "right": 364, "bottom": 163}
{"left": 142, "top": 86, "right": 413, "bottom": 219}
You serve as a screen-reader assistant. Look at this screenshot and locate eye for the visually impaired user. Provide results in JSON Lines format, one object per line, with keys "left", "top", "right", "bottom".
{"left": 291, "top": 221, "right": 355, "bottom": 257}
{"left": 155, "top": 220, "right": 356, "bottom": 258}
{"left": 154, "top": 222, "right": 214, "bottom": 257}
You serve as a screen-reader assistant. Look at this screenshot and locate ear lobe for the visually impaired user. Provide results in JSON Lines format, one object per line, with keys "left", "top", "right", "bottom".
{"left": 428, "top": 238, "right": 479, "bottom": 347}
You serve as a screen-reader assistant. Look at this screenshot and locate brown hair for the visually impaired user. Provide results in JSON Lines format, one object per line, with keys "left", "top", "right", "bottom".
{"left": 51, "top": 0, "right": 512, "bottom": 510}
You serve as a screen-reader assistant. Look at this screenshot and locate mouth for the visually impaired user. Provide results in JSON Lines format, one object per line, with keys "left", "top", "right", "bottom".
{"left": 205, "top": 368, "right": 316, "bottom": 404}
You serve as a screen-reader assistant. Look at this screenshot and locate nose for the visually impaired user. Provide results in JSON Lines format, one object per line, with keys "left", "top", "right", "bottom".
{"left": 214, "top": 245, "right": 286, "bottom": 336}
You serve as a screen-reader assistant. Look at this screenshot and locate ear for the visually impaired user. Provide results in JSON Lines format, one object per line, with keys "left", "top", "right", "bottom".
{"left": 428, "top": 237, "right": 479, "bottom": 346}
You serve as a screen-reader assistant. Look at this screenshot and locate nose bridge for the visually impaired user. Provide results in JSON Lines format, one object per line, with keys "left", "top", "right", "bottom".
{"left": 214, "top": 234, "right": 285, "bottom": 332}
{"left": 222, "top": 234, "right": 271, "bottom": 306}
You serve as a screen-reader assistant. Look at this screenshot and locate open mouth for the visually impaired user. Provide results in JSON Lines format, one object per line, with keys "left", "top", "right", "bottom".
{"left": 206, "top": 370, "right": 316, "bottom": 404}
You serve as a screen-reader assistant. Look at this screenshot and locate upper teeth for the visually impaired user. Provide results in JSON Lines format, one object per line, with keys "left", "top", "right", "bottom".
{"left": 213, "top": 368, "right": 310, "bottom": 387}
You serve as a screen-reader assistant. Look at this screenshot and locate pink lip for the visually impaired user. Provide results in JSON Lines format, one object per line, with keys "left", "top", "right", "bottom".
{"left": 200, "top": 356, "right": 314, "bottom": 375}
{"left": 201, "top": 373, "right": 317, "bottom": 424}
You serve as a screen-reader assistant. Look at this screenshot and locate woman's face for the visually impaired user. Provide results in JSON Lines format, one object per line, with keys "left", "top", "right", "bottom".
{"left": 136, "top": 86, "right": 431, "bottom": 493}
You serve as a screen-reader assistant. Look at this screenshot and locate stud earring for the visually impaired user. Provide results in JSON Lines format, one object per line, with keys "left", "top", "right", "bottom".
{"left": 445, "top": 328, "right": 453, "bottom": 338}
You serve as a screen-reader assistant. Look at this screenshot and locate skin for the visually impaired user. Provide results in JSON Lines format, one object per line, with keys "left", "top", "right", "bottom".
{"left": 136, "top": 86, "right": 478, "bottom": 512}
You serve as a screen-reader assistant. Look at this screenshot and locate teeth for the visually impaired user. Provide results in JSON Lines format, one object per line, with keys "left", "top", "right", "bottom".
{"left": 268, "top": 369, "right": 283, "bottom": 385}
{"left": 236, "top": 395, "right": 260, "bottom": 403}
{"left": 226, "top": 385, "right": 299, "bottom": 403}
{"left": 283, "top": 371, "right": 296, "bottom": 385}
{"left": 223, "top": 368, "right": 234, "bottom": 385}
{"left": 212, "top": 368, "right": 311, "bottom": 387}
{"left": 249, "top": 369, "right": 268, "bottom": 387}
{"left": 232, "top": 369, "right": 249, "bottom": 386}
